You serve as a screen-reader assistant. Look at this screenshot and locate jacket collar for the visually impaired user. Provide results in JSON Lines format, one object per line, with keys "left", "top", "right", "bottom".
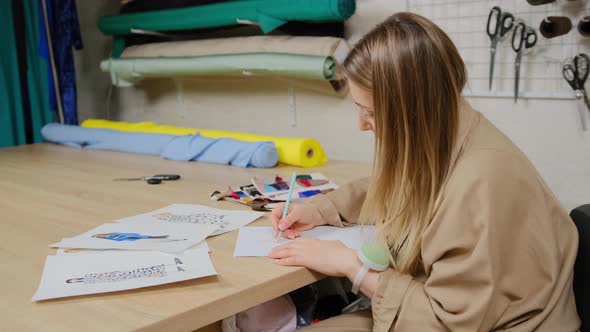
{"left": 448, "top": 97, "right": 480, "bottom": 172}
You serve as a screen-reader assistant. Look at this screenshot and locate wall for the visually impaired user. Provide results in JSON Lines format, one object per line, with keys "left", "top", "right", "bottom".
{"left": 74, "top": 0, "right": 590, "bottom": 210}
{"left": 75, "top": 0, "right": 120, "bottom": 122}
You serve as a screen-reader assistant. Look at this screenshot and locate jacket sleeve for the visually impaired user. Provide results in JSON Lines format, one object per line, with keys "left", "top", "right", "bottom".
{"left": 303, "top": 177, "right": 370, "bottom": 227}
{"left": 370, "top": 151, "right": 572, "bottom": 332}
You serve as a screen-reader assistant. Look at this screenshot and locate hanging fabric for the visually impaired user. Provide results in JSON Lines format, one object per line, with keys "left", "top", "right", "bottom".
{"left": 0, "top": 0, "right": 56, "bottom": 148}
{"left": 12, "top": 0, "right": 34, "bottom": 143}
{"left": 0, "top": 1, "right": 27, "bottom": 147}
{"left": 23, "top": 0, "right": 55, "bottom": 141}
{"left": 40, "top": 0, "right": 64, "bottom": 123}
{"left": 44, "top": 0, "right": 83, "bottom": 125}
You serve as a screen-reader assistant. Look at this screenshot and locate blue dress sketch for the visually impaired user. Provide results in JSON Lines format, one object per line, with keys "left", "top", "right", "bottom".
{"left": 92, "top": 232, "right": 185, "bottom": 242}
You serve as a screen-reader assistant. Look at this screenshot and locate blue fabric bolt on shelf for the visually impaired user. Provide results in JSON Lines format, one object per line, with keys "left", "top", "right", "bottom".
{"left": 41, "top": 123, "right": 278, "bottom": 168}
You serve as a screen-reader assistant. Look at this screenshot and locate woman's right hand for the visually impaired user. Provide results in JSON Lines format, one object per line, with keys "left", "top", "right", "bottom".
{"left": 271, "top": 203, "right": 324, "bottom": 239}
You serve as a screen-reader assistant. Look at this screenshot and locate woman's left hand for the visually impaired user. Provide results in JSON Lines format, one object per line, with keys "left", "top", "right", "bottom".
{"left": 268, "top": 238, "right": 361, "bottom": 279}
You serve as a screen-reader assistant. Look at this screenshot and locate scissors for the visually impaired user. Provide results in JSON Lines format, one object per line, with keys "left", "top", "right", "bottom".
{"left": 113, "top": 174, "right": 181, "bottom": 185}
{"left": 512, "top": 22, "right": 537, "bottom": 103}
{"left": 487, "top": 6, "right": 515, "bottom": 90}
{"left": 563, "top": 53, "right": 590, "bottom": 111}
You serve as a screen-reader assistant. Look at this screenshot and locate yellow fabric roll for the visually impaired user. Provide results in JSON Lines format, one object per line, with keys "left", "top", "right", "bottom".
{"left": 81, "top": 119, "right": 328, "bottom": 167}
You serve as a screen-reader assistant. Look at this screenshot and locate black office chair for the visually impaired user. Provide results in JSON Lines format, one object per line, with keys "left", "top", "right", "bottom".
{"left": 570, "top": 204, "right": 590, "bottom": 332}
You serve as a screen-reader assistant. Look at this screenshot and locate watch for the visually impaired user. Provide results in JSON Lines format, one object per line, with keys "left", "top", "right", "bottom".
{"left": 352, "top": 241, "right": 390, "bottom": 294}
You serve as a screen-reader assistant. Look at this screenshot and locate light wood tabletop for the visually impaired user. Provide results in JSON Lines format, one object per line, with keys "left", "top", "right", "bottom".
{"left": 0, "top": 144, "right": 371, "bottom": 332}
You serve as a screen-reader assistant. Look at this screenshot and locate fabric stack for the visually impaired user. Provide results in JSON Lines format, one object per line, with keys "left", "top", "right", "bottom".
{"left": 116, "top": 0, "right": 348, "bottom": 47}
{"left": 98, "top": 0, "right": 356, "bottom": 95}
{"left": 81, "top": 118, "right": 328, "bottom": 167}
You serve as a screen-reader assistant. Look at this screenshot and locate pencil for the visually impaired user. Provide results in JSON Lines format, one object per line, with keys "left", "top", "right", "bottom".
{"left": 276, "top": 172, "right": 297, "bottom": 241}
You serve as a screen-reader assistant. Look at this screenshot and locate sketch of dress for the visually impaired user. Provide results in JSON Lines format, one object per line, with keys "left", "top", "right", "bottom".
{"left": 91, "top": 232, "right": 186, "bottom": 242}
{"left": 66, "top": 258, "right": 186, "bottom": 284}
{"left": 153, "top": 212, "right": 230, "bottom": 230}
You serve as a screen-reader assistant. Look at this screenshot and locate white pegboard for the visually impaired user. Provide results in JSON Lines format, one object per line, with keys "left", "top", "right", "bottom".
{"left": 408, "top": 0, "right": 590, "bottom": 99}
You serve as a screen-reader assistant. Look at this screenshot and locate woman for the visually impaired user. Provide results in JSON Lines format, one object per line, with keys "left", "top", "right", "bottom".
{"left": 269, "top": 12, "right": 580, "bottom": 331}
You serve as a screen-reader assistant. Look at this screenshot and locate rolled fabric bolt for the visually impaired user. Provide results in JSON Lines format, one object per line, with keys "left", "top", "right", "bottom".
{"left": 539, "top": 16, "right": 572, "bottom": 39}
{"left": 100, "top": 54, "right": 338, "bottom": 87}
{"left": 98, "top": 0, "right": 356, "bottom": 35}
{"left": 41, "top": 123, "right": 278, "bottom": 168}
{"left": 81, "top": 119, "right": 328, "bottom": 167}
{"left": 526, "top": 0, "right": 556, "bottom": 5}
{"left": 578, "top": 17, "right": 590, "bottom": 37}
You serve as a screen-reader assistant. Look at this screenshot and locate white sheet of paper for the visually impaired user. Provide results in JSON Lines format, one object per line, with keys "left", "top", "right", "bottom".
{"left": 55, "top": 241, "right": 211, "bottom": 256}
{"left": 50, "top": 222, "right": 216, "bottom": 253}
{"left": 234, "top": 226, "right": 376, "bottom": 257}
{"left": 117, "top": 204, "right": 264, "bottom": 236}
{"left": 32, "top": 247, "right": 216, "bottom": 301}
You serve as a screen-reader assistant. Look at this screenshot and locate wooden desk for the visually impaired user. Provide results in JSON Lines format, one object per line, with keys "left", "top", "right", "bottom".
{"left": 0, "top": 144, "right": 370, "bottom": 332}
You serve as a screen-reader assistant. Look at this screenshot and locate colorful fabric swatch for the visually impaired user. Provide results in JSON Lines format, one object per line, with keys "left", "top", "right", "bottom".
{"left": 299, "top": 190, "right": 321, "bottom": 198}
{"left": 252, "top": 173, "right": 338, "bottom": 201}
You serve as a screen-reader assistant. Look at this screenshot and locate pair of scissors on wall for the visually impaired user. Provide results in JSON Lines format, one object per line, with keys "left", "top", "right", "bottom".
{"left": 563, "top": 53, "right": 590, "bottom": 112}
{"left": 487, "top": 6, "right": 515, "bottom": 90}
{"left": 512, "top": 21, "right": 537, "bottom": 103}
{"left": 113, "top": 174, "right": 181, "bottom": 185}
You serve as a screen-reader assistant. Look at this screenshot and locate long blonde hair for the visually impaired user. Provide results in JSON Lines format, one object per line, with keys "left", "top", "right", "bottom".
{"left": 343, "top": 13, "right": 467, "bottom": 275}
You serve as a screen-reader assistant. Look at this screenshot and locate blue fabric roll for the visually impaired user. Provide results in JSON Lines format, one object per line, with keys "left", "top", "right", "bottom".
{"left": 41, "top": 123, "right": 278, "bottom": 168}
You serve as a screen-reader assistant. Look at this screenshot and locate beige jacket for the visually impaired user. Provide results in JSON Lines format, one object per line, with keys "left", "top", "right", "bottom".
{"left": 305, "top": 101, "right": 580, "bottom": 331}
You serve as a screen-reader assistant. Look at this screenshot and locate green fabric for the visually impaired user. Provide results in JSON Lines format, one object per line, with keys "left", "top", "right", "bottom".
{"left": 23, "top": 0, "right": 54, "bottom": 142}
{"left": 113, "top": 37, "right": 126, "bottom": 58}
{"left": 100, "top": 53, "right": 336, "bottom": 87}
{"left": 0, "top": 0, "right": 53, "bottom": 148}
{"left": 98, "top": 0, "right": 355, "bottom": 35}
{"left": 0, "top": 1, "right": 26, "bottom": 148}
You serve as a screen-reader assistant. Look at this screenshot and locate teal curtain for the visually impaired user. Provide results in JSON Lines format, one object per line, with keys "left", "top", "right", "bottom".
{"left": 24, "top": 0, "right": 54, "bottom": 143}
{"left": 0, "top": 0, "right": 54, "bottom": 148}
{"left": 0, "top": 1, "right": 26, "bottom": 147}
